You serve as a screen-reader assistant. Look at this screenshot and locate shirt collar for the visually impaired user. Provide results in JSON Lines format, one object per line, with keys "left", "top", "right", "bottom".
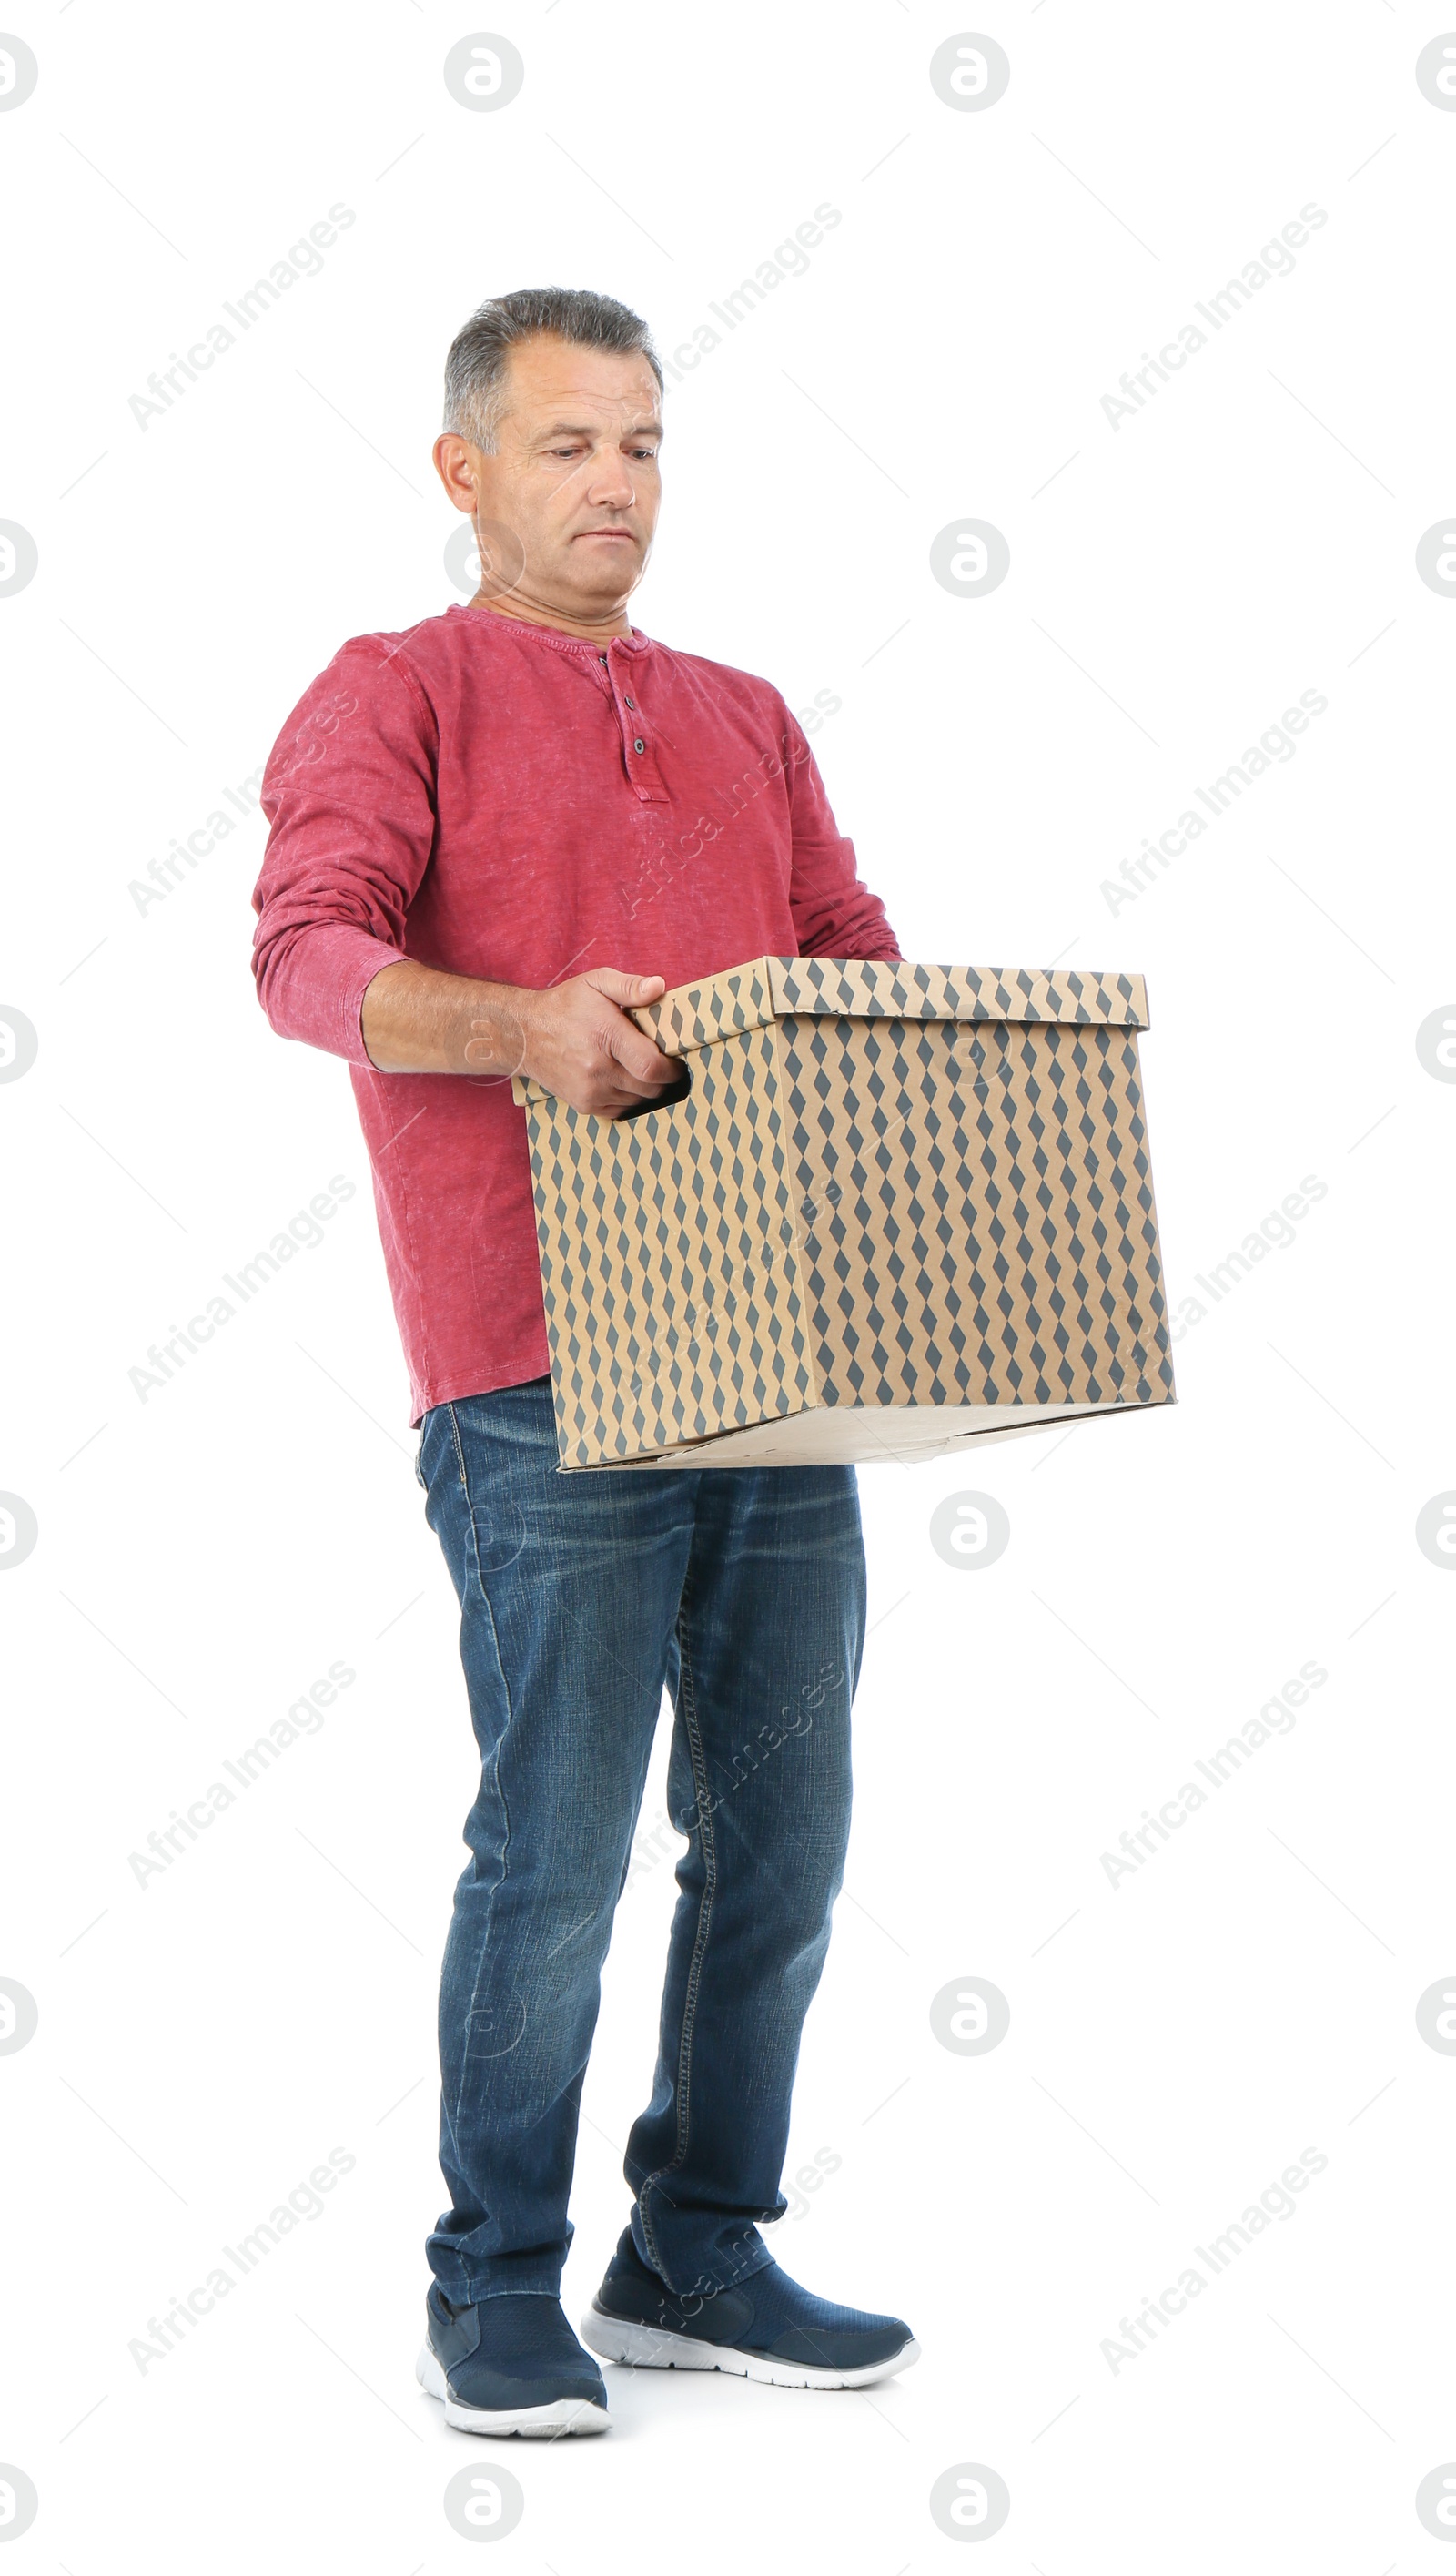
{"left": 448, "top": 603, "right": 653, "bottom": 659}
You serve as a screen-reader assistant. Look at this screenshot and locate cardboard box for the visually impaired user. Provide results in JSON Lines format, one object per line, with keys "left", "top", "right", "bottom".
{"left": 511, "top": 957, "right": 1176, "bottom": 1470}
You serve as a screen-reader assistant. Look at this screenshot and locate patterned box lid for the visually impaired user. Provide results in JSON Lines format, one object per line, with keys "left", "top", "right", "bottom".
{"left": 512, "top": 958, "right": 1149, "bottom": 1101}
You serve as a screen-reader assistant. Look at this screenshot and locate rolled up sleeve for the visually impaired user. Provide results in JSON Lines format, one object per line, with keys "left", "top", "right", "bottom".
{"left": 250, "top": 641, "right": 440, "bottom": 1067}
{"left": 780, "top": 710, "right": 900, "bottom": 963}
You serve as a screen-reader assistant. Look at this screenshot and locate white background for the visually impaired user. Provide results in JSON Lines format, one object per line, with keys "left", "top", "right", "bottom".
{"left": 4, "top": 2, "right": 1455, "bottom": 2568}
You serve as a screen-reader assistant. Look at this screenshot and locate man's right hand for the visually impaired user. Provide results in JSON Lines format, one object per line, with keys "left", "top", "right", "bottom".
{"left": 361, "top": 956, "right": 682, "bottom": 1116}
{"left": 510, "top": 969, "right": 680, "bottom": 1115}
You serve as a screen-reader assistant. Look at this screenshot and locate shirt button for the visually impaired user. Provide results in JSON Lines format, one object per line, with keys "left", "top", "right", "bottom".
{"left": 633, "top": 736, "right": 646, "bottom": 754}
{"left": 599, "top": 652, "right": 608, "bottom": 663}
{"left": 624, "top": 695, "right": 637, "bottom": 710}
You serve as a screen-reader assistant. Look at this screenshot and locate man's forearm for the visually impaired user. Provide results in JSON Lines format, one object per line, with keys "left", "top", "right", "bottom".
{"left": 359, "top": 955, "right": 680, "bottom": 1116}
{"left": 360, "top": 958, "right": 536, "bottom": 1077}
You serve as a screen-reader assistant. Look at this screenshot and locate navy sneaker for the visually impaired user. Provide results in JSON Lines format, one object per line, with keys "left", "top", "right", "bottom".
{"left": 581, "top": 2228, "right": 919, "bottom": 2390}
{"left": 417, "top": 2285, "right": 609, "bottom": 2436}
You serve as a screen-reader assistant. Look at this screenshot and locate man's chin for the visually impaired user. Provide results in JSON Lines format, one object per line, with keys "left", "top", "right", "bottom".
{"left": 554, "top": 548, "right": 644, "bottom": 611}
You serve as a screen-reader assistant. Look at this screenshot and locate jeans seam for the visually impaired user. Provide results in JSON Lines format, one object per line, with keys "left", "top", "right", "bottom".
{"left": 442, "top": 1399, "right": 517, "bottom": 2152}
{"left": 637, "top": 1565, "right": 718, "bottom": 2279}
{"left": 445, "top": 1401, "right": 470, "bottom": 1491}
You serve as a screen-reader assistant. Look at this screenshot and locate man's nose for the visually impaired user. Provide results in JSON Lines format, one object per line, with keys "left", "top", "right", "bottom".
{"left": 587, "top": 453, "right": 636, "bottom": 508}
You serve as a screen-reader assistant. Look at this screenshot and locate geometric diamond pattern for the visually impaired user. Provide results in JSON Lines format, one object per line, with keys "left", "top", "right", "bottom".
{"left": 513, "top": 958, "right": 1175, "bottom": 1469}
{"left": 777, "top": 1013, "right": 1174, "bottom": 1412}
{"left": 524, "top": 1023, "right": 815, "bottom": 1469}
{"left": 766, "top": 957, "right": 1150, "bottom": 1030}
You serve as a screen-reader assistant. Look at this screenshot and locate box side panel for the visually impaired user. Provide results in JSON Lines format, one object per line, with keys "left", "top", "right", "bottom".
{"left": 767, "top": 958, "right": 1149, "bottom": 1028}
{"left": 777, "top": 1015, "right": 1176, "bottom": 1411}
{"left": 524, "top": 1021, "right": 817, "bottom": 1467}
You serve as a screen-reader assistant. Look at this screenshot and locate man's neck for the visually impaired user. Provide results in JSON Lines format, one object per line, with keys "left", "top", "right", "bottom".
{"left": 471, "top": 590, "right": 634, "bottom": 644}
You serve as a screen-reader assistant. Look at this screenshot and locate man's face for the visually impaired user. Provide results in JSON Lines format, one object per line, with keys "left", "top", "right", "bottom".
{"left": 434, "top": 336, "right": 662, "bottom": 625}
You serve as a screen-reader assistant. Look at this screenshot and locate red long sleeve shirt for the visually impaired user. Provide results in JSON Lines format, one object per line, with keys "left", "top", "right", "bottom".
{"left": 251, "top": 603, "right": 900, "bottom": 1422}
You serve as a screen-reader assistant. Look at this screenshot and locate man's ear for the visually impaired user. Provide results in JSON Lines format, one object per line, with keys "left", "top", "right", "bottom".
{"left": 432, "top": 432, "right": 480, "bottom": 512}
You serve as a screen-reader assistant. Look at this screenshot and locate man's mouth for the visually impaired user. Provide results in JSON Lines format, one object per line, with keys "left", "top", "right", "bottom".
{"left": 574, "top": 527, "right": 637, "bottom": 543}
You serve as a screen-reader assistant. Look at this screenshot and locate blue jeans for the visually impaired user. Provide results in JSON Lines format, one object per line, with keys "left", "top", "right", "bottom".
{"left": 415, "top": 1376, "right": 865, "bottom": 2304}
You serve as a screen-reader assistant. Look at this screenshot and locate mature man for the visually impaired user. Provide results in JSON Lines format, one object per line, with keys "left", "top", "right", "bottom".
{"left": 251, "top": 287, "right": 917, "bottom": 2436}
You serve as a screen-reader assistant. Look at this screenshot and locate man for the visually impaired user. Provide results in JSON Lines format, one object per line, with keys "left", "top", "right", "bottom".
{"left": 251, "top": 287, "right": 917, "bottom": 2437}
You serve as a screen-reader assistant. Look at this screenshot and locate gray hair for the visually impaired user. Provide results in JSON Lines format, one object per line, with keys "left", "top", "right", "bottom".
{"left": 442, "top": 287, "right": 663, "bottom": 451}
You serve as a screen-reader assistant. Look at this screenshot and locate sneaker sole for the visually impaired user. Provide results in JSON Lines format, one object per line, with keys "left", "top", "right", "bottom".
{"left": 579, "top": 2305, "right": 920, "bottom": 2390}
{"left": 416, "top": 2342, "right": 609, "bottom": 2436}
